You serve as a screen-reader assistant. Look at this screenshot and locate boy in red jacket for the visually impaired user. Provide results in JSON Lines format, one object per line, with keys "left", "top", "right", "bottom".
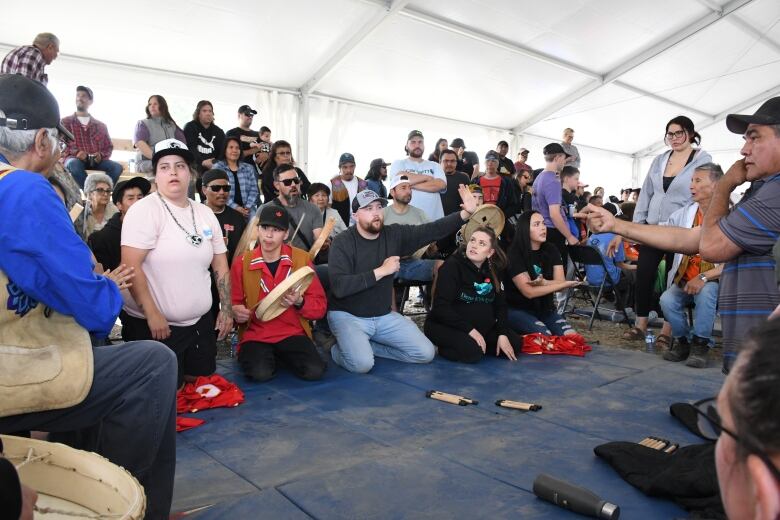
{"left": 230, "top": 205, "right": 327, "bottom": 381}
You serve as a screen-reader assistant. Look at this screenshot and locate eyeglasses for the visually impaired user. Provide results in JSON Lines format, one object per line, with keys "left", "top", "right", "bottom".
{"left": 57, "top": 140, "right": 68, "bottom": 152}
{"left": 276, "top": 151, "right": 292, "bottom": 156}
{"left": 693, "top": 397, "right": 780, "bottom": 484}
{"left": 279, "top": 177, "right": 301, "bottom": 186}
{"left": 665, "top": 130, "right": 687, "bottom": 140}
{"left": 207, "top": 185, "right": 231, "bottom": 192}
{"left": 92, "top": 188, "right": 112, "bottom": 195}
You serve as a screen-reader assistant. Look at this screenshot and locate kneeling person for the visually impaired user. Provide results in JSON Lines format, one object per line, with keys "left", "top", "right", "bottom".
{"left": 231, "top": 205, "right": 327, "bottom": 382}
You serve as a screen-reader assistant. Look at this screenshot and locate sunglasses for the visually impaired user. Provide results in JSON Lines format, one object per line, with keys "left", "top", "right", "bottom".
{"left": 279, "top": 177, "right": 301, "bottom": 187}
{"left": 693, "top": 397, "right": 780, "bottom": 484}
{"left": 207, "top": 185, "right": 231, "bottom": 192}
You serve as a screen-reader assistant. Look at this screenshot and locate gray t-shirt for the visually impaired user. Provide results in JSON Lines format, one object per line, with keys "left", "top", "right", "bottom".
{"left": 560, "top": 142, "right": 581, "bottom": 169}
{"left": 718, "top": 174, "right": 780, "bottom": 369}
{"left": 383, "top": 204, "right": 430, "bottom": 226}
{"left": 261, "top": 198, "right": 322, "bottom": 251}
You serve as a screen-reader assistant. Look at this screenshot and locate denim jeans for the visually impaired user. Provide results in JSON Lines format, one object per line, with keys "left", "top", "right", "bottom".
{"left": 395, "top": 258, "right": 435, "bottom": 282}
{"left": 65, "top": 157, "right": 123, "bottom": 188}
{"left": 327, "top": 310, "right": 435, "bottom": 373}
{"left": 506, "top": 307, "right": 574, "bottom": 336}
{"left": 0, "top": 341, "right": 177, "bottom": 519}
{"left": 659, "top": 281, "right": 719, "bottom": 343}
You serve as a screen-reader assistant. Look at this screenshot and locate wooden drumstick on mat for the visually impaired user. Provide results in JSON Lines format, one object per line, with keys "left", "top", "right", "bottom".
{"left": 495, "top": 399, "right": 542, "bottom": 411}
{"left": 428, "top": 390, "right": 478, "bottom": 405}
{"left": 426, "top": 390, "right": 469, "bottom": 406}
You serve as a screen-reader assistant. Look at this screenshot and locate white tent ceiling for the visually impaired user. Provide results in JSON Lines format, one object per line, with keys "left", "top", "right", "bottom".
{"left": 2, "top": 0, "right": 779, "bottom": 191}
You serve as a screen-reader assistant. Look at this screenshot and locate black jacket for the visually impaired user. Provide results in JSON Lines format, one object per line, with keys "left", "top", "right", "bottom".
{"left": 183, "top": 121, "right": 225, "bottom": 174}
{"left": 88, "top": 212, "right": 122, "bottom": 272}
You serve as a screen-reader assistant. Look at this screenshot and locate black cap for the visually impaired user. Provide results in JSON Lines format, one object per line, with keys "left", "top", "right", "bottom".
{"left": 726, "top": 97, "right": 780, "bottom": 134}
{"left": 407, "top": 130, "right": 424, "bottom": 140}
{"left": 602, "top": 202, "right": 619, "bottom": 216}
{"left": 485, "top": 150, "right": 500, "bottom": 162}
{"left": 451, "top": 138, "right": 465, "bottom": 149}
{"left": 339, "top": 152, "right": 355, "bottom": 166}
{"left": 0, "top": 74, "right": 74, "bottom": 141}
{"left": 542, "top": 142, "right": 571, "bottom": 157}
{"left": 112, "top": 176, "right": 151, "bottom": 205}
{"left": 370, "top": 158, "right": 390, "bottom": 169}
{"left": 201, "top": 168, "right": 229, "bottom": 186}
{"left": 77, "top": 85, "right": 93, "bottom": 100}
{"left": 238, "top": 105, "right": 257, "bottom": 116}
{"left": 151, "top": 138, "right": 194, "bottom": 168}
{"left": 258, "top": 204, "right": 290, "bottom": 231}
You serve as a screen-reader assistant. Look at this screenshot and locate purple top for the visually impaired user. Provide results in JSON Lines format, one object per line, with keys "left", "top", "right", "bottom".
{"left": 531, "top": 170, "right": 564, "bottom": 228}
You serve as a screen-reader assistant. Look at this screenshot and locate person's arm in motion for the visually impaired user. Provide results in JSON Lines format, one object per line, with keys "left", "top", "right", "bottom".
{"left": 699, "top": 160, "right": 746, "bottom": 262}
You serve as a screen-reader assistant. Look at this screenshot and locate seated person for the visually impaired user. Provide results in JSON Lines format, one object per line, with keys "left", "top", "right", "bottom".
{"left": 505, "top": 211, "right": 580, "bottom": 335}
{"left": 88, "top": 176, "right": 150, "bottom": 272}
{"left": 307, "top": 182, "right": 347, "bottom": 265}
{"left": 585, "top": 202, "right": 635, "bottom": 311}
{"left": 425, "top": 226, "right": 522, "bottom": 363}
{"left": 60, "top": 85, "right": 123, "bottom": 188}
{"left": 0, "top": 73, "right": 176, "bottom": 518}
{"left": 212, "top": 136, "right": 261, "bottom": 220}
{"left": 659, "top": 164, "right": 725, "bottom": 368}
{"left": 76, "top": 172, "right": 118, "bottom": 240}
{"left": 230, "top": 205, "right": 326, "bottom": 382}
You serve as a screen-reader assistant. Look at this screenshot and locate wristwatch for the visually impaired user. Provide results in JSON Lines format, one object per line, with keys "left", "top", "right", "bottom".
{"left": 698, "top": 274, "right": 708, "bottom": 283}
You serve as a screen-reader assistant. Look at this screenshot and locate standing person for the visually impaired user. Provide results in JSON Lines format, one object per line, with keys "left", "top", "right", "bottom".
{"left": 260, "top": 140, "right": 311, "bottom": 203}
{"left": 89, "top": 176, "right": 151, "bottom": 272}
{"left": 451, "top": 137, "right": 480, "bottom": 178}
{"left": 514, "top": 148, "right": 533, "bottom": 174}
{"left": 330, "top": 152, "right": 368, "bottom": 226}
{"left": 366, "top": 158, "right": 389, "bottom": 198}
{"left": 212, "top": 136, "right": 260, "bottom": 220}
{"left": 504, "top": 211, "right": 580, "bottom": 335}
{"left": 133, "top": 95, "right": 185, "bottom": 174}
{"left": 425, "top": 227, "right": 522, "bottom": 363}
{"left": 230, "top": 205, "right": 327, "bottom": 382}
{"left": 560, "top": 128, "right": 581, "bottom": 168}
{"left": 388, "top": 130, "right": 447, "bottom": 221}
{"left": 428, "top": 138, "right": 448, "bottom": 163}
{"left": 478, "top": 150, "right": 518, "bottom": 217}
{"left": 183, "top": 100, "right": 225, "bottom": 175}
{"left": 516, "top": 168, "right": 533, "bottom": 214}
{"left": 621, "top": 115, "right": 711, "bottom": 342}
{"left": 438, "top": 149, "right": 471, "bottom": 257}
{"left": 120, "top": 139, "right": 233, "bottom": 387}
{"left": 531, "top": 143, "right": 579, "bottom": 268}
{"left": 201, "top": 169, "right": 246, "bottom": 266}
{"left": 326, "top": 186, "right": 477, "bottom": 373}
{"left": 496, "top": 140, "right": 516, "bottom": 176}
{"left": 78, "top": 173, "right": 118, "bottom": 240}
{"left": 0, "top": 33, "right": 59, "bottom": 85}
{"left": 60, "top": 86, "right": 123, "bottom": 188}
{"left": 560, "top": 166, "right": 582, "bottom": 240}
{"left": 260, "top": 164, "right": 322, "bottom": 251}
{"left": 225, "top": 105, "right": 264, "bottom": 166}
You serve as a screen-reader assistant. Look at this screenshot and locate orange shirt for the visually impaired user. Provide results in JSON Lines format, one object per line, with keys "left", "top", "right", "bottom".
{"left": 682, "top": 209, "right": 704, "bottom": 282}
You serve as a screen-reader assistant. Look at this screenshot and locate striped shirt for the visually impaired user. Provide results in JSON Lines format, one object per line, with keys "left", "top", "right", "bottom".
{"left": 1, "top": 45, "right": 48, "bottom": 85}
{"left": 718, "top": 173, "right": 780, "bottom": 369}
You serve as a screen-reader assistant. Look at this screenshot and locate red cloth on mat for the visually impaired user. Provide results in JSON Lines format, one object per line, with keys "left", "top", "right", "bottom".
{"left": 175, "top": 374, "right": 245, "bottom": 432}
{"left": 176, "top": 417, "right": 206, "bottom": 432}
{"left": 521, "top": 333, "right": 592, "bottom": 356}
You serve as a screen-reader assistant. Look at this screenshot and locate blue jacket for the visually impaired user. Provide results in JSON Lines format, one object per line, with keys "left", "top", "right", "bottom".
{"left": 0, "top": 155, "right": 121, "bottom": 336}
{"left": 213, "top": 160, "right": 261, "bottom": 218}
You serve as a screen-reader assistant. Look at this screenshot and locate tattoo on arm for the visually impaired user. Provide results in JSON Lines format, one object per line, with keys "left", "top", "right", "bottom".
{"left": 215, "top": 270, "right": 234, "bottom": 318}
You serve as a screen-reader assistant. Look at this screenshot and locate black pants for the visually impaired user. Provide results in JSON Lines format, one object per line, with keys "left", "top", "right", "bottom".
{"left": 546, "top": 227, "right": 569, "bottom": 268}
{"left": 120, "top": 310, "right": 216, "bottom": 387}
{"left": 238, "top": 335, "right": 325, "bottom": 382}
{"left": 634, "top": 245, "right": 672, "bottom": 317}
{"left": 424, "top": 320, "right": 523, "bottom": 364}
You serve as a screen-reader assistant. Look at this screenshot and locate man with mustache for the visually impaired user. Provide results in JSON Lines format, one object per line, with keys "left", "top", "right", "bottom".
{"left": 259, "top": 163, "right": 322, "bottom": 251}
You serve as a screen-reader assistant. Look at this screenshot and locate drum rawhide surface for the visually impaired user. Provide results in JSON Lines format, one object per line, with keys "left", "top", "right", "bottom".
{"left": 254, "top": 266, "right": 315, "bottom": 322}
{"left": 463, "top": 204, "right": 505, "bottom": 242}
{"left": 308, "top": 217, "right": 335, "bottom": 260}
{"left": 1, "top": 434, "right": 145, "bottom": 519}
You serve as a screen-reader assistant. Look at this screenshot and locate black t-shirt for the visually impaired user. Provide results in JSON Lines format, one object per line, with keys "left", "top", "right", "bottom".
{"left": 265, "top": 258, "right": 281, "bottom": 277}
{"left": 498, "top": 156, "right": 516, "bottom": 176}
{"left": 441, "top": 171, "right": 471, "bottom": 215}
{"left": 214, "top": 206, "right": 247, "bottom": 266}
{"left": 226, "top": 127, "right": 260, "bottom": 165}
{"left": 456, "top": 151, "right": 479, "bottom": 176}
{"left": 562, "top": 189, "right": 577, "bottom": 218}
{"left": 504, "top": 242, "right": 562, "bottom": 314}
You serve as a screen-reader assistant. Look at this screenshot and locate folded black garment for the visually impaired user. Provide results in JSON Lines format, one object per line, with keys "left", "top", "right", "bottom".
{"left": 594, "top": 442, "right": 724, "bottom": 519}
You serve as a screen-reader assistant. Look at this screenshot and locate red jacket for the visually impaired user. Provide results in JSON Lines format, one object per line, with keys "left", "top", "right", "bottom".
{"left": 231, "top": 244, "right": 326, "bottom": 345}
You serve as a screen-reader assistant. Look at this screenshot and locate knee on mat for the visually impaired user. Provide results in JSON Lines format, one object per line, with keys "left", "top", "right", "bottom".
{"left": 246, "top": 366, "right": 275, "bottom": 382}
{"left": 299, "top": 362, "right": 325, "bottom": 381}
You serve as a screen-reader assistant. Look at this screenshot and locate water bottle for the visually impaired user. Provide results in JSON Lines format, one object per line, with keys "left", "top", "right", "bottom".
{"left": 229, "top": 332, "right": 238, "bottom": 358}
{"left": 128, "top": 158, "right": 136, "bottom": 173}
{"left": 645, "top": 331, "right": 656, "bottom": 354}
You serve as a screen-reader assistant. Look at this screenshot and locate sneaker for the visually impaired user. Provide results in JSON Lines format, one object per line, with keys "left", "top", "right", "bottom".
{"left": 686, "top": 340, "right": 710, "bottom": 368}
{"left": 313, "top": 329, "right": 337, "bottom": 352}
{"left": 663, "top": 337, "right": 690, "bottom": 362}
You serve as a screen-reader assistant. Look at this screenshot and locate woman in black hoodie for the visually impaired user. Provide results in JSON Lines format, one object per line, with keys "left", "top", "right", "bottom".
{"left": 424, "top": 226, "right": 522, "bottom": 363}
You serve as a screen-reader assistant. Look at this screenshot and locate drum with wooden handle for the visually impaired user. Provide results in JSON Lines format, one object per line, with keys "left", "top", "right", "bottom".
{"left": 462, "top": 204, "right": 505, "bottom": 242}
{"left": 235, "top": 215, "right": 260, "bottom": 253}
{"left": 254, "top": 266, "right": 315, "bottom": 322}
{"left": 1, "top": 433, "right": 145, "bottom": 519}
{"left": 308, "top": 217, "right": 336, "bottom": 261}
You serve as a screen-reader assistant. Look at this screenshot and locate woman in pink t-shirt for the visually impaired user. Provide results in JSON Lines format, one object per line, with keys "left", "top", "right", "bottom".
{"left": 120, "top": 139, "right": 233, "bottom": 386}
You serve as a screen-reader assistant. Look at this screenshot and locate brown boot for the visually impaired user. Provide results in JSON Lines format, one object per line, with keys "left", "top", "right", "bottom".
{"left": 663, "top": 337, "right": 690, "bottom": 362}
{"left": 685, "top": 336, "right": 710, "bottom": 368}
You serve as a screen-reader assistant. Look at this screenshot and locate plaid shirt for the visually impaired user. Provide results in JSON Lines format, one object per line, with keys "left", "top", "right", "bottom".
{"left": 1, "top": 45, "right": 48, "bottom": 85}
{"left": 60, "top": 114, "right": 114, "bottom": 159}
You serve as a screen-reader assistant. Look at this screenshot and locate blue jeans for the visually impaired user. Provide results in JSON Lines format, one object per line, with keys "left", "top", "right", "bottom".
{"left": 65, "top": 157, "right": 123, "bottom": 188}
{"left": 0, "top": 341, "right": 177, "bottom": 519}
{"left": 659, "top": 282, "right": 719, "bottom": 343}
{"left": 506, "top": 307, "right": 574, "bottom": 336}
{"left": 327, "top": 310, "right": 435, "bottom": 373}
{"left": 395, "top": 258, "right": 435, "bottom": 282}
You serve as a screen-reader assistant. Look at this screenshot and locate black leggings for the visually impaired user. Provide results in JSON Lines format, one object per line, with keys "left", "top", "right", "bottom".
{"left": 424, "top": 320, "right": 523, "bottom": 363}
{"left": 238, "top": 335, "right": 325, "bottom": 382}
{"left": 634, "top": 245, "right": 672, "bottom": 317}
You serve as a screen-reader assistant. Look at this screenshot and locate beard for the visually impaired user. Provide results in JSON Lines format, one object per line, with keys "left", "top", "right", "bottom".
{"left": 396, "top": 193, "right": 412, "bottom": 205}
{"left": 283, "top": 192, "right": 300, "bottom": 207}
{"left": 359, "top": 218, "right": 383, "bottom": 234}
{"left": 409, "top": 147, "right": 423, "bottom": 159}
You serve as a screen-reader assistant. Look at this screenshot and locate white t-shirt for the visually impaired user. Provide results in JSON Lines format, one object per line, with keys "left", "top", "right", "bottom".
{"left": 77, "top": 116, "right": 91, "bottom": 126}
{"left": 121, "top": 193, "right": 227, "bottom": 326}
{"left": 388, "top": 158, "right": 446, "bottom": 220}
{"left": 342, "top": 177, "right": 359, "bottom": 205}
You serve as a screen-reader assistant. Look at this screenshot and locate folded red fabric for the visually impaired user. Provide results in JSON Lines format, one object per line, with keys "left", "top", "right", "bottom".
{"left": 177, "top": 374, "right": 245, "bottom": 414}
{"left": 521, "top": 333, "right": 592, "bottom": 356}
{"left": 176, "top": 417, "right": 206, "bottom": 432}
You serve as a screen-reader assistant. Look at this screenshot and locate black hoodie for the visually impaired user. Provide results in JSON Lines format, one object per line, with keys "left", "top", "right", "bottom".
{"left": 88, "top": 212, "right": 122, "bottom": 272}
{"left": 428, "top": 250, "right": 509, "bottom": 336}
{"left": 184, "top": 120, "right": 225, "bottom": 173}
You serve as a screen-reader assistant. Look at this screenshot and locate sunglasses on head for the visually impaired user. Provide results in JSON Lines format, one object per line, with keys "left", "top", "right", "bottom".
{"left": 279, "top": 177, "right": 301, "bottom": 186}
{"left": 207, "top": 185, "right": 231, "bottom": 192}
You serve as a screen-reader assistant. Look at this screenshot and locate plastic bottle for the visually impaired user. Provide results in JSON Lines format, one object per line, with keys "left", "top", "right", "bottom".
{"left": 128, "top": 158, "right": 136, "bottom": 173}
{"left": 230, "top": 332, "right": 238, "bottom": 358}
{"left": 645, "top": 331, "right": 656, "bottom": 354}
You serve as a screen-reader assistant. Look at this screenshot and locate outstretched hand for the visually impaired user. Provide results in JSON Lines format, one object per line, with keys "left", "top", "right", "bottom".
{"left": 458, "top": 184, "right": 478, "bottom": 216}
{"left": 574, "top": 204, "right": 616, "bottom": 234}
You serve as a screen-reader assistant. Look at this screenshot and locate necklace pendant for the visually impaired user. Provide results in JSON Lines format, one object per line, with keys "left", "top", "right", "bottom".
{"left": 189, "top": 234, "right": 203, "bottom": 246}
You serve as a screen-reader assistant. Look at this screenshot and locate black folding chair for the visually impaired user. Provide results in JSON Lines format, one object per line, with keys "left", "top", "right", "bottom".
{"left": 562, "top": 245, "right": 631, "bottom": 330}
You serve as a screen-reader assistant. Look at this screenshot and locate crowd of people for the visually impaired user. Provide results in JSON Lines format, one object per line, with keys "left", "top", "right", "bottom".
{"left": 2, "top": 32, "right": 780, "bottom": 520}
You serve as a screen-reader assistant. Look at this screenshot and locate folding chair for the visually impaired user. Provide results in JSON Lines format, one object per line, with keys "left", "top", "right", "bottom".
{"left": 562, "top": 245, "right": 631, "bottom": 330}
{"left": 393, "top": 279, "right": 431, "bottom": 316}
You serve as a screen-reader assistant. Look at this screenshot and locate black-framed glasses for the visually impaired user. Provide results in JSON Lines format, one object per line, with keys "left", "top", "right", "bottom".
{"left": 665, "top": 130, "right": 687, "bottom": 140}
{"left": 207, "top": 185, "right": 231, "bottom": 192}
{"left": 693, "top": 397, "right": 780, "bottom": 484}
{"left": 279, "top": 177, "right": 301, "bottom": 186}
{"left": 92, "top": 188, "right": 112, "bottom": 195}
